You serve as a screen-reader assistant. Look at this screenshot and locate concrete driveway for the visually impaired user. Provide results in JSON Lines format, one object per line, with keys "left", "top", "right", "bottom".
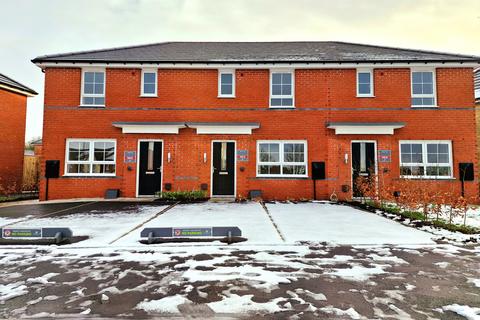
{"left": 0, "top": 200, "right": 434, "bottom": 246}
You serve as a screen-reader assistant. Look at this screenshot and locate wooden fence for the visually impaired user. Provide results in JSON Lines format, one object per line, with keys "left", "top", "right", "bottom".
{"left": 23, "top": 155, "right": 40, "bottom": 191}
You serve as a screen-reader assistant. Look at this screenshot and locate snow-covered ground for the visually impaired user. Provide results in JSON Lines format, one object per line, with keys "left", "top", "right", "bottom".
{"left": 8, "top": 205, "right": 163, "bottom": 246}
{"left": 117, "top": 202, "right": 281, "bottom": 245}
{"left": 266, "top": 202, "right": 434, "bottom": 245}
{"left": 1, "top": 201, "right": 440, "bottom": 247}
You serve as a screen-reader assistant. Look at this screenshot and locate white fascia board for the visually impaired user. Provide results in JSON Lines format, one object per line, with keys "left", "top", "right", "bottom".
{"left": 0, "top": 84, "right": 36, "bottom": 97}
{"left": 192, "top": 125, "right": 259, "bottom": 135}
{"left": 35, "top": 62, "right": 480, "bottom": 70}
{"left": 328, "top": 124, "right": 404, "bottom": 135}
{"left": 114, "top": 124, "right": 186, "bottom": 134}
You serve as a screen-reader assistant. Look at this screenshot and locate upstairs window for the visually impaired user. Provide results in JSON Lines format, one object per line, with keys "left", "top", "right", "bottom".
{"left": 81, "top": 69, "right": 105, "bottom": 106}
{"left": 357, "top": 69, "right": 374, "bottom": 97}
{"left": 400, "top": 141, "right": 452, "bottom": 178}
{"left": 141, "top": 69, "right": 157, "bottom": 96}
{"left": 218, "top": 69, "right": 235, "bottom": 98}
{"left": 270, "top": 71, "right": 294, "bottom": 108}
{"left": 257, "top": 141, "right": 307, "bottom": 177}
{"left": 65, "top": 139, "right": 116, "bottom": 176}
{"left": 411, "top": 69, "right": 436, "bottom": 107}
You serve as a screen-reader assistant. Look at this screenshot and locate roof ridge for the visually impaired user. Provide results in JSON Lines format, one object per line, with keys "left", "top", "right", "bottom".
{"left": 331, "top": 41, "right": 480, "bottom": 59}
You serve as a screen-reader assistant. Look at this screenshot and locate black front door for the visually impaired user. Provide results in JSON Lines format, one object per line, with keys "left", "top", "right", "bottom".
{"left": 212, "top": 142, "right": 235, "bottom": 196}
{"left": 138, "top": 141, "right": 162, "bottom": 196}
{"left": 352, "top": 142, "right": 376, "bottom": 198}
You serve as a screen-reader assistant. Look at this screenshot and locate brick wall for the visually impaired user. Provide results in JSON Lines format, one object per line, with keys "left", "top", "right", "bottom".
{"left": 40, "top": 67, "right": 478, "bottom": 200}
{"left": 0, "top": 89, "right": 27, "bottom": 192}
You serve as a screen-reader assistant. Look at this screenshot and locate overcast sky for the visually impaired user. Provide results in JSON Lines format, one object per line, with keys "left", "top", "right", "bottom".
{"left": 1, "top": 0, "right": 479, "bottom": 141}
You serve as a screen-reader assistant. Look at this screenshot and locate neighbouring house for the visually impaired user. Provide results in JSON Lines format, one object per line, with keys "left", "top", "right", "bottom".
{"left": 475, "top": 68, "right": 480, "bottom": 104}
{"left": 0, "top": 73, "right": 37, "bottom": 193}
{"left": 474, "top": 68, "right": 480, "bottom": 171}
{"left": 32, "top": 42, "right": 480, "bottom": 201}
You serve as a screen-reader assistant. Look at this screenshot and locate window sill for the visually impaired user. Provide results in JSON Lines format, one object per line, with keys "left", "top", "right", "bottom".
{"left": 400, "top": 176, "right": 455, "bottom": 180}
{"left": 411, "top": 105, "right": 438, "bottom": 108}
{"left": 357, "top": 95, "right": 375, "bottom": 98}
{"left": 140, "top": 94, "right": 158, "bottom": 98}
{"left": 79, "top": 105, "right": 106, "bottom": 108}
{"left": 269, "top": 106, "right": 295, "bottom": 109}
{"left": 217, "top": 95, "right": 236, "bottom": 99}
{"left": 255, "top": 176, "right": 308, "bottom": 180}
{"left": 62, "top": 175, "right": 117, "bottom": 178}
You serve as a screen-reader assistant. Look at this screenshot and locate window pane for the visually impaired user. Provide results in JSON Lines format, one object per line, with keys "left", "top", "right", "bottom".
{"left": 412, "top": 72, "right": 422, "bottom": 83}
{"left": 438, "top": 154, "right": 449, "bottom": 163}
{"left": 401, "top": 144, "right": 411, "bottom": 153}
{"left": 83, "top": 97, "right": 94, "bottom": 105}
{"left": 221, "top": 84, "right": 232, "bottom": 95}
{"left": 411, "top": 144, "right": 422, "bottom": 153}
{"left": 358, "top": 83, "right": 371, "bottom": 94}
{"left": 94, "top": 84, "right": 103, "bottom": 94}
{"left": 79, "top": 164, "right": 90, "bottom": 174}
{"left": 84, "top": 83, "right": 94, "bottom": 94}
{"left": 94, "top": 97, "right": 105, "bottom": 105}
{"left": 259, "top": 165, "right": 280, "bottom": 175}
{"left": 412, "top": 84, "right": 423, "bottom": 95}
{"left": 281, "top": 98, "right": 293, "bottom": 106}
{"left": 422, "top": 83, "right": 433, "bottom": 94}
{"left": 144, "top": 72, "right": 156, "bottom": 83}
{"left": 104, "top": 164, "right": 116, "bottom": 173}
{"left": 283, "top": 165, "right": 306, "bottom": 175}
{"left": 272, "top": 84, "right": 282, "bottom": 95}
{"left": 282, "top": 73, "right": 292, "bottom": 84}
{"left": 84, "top": 72, "right": 94, "bottom": 83}
{"left": 94, "top": 72, "right": 104, "bottom": 83}
{"left": 272, "top": 73, "right": 282, "bottom": 84}
{"left": 92, "top": 164, "right": 104, "bottom": 174}
{"left": 438, "top": 166, "right": 451, "bottom": 176}
{"left": 282, "top": 84, "right": 291, "bottom": 95}
{"left": 422, "top": 72, "right": 433, "bottom": 83}
{"left": 427, "top": 144, "right": 437, "bottom": 153}
{"left": 294, "top": 144, "right": 304, "bottom": 152}
{"left": 144, "top": 83, "right": 156, "bottom": 94}
{"left": 358, "top": 72, "right": 370, "bottom": 83}
{"left": 284, "top": 144, "right": 293, "bottom": 152}
{"left": 221, "top": 73, "right": 233, "bottom": 84}
{"left": 427, "top": 154, "right": 438, "bottom": 163}
{"left": 401, "top": 154, "right": 411, "bottom": 163}
{"left": 422, "top": 98, "right": 434, "bottom": 105}
{"left": 271, "top": 98, "right": 282, "bottom": 106}
{"left": 67, "top": 164, "right": 78, "bottom": 174}
{"left": 438, "top": 144, "right": 449, "bottom": 153}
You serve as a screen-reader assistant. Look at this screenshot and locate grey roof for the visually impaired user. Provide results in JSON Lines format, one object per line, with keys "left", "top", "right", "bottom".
{"left": 0, "top": 73, "right": 37, "bottom": 95}
{"left": 32, "top": 42, "right": 480, "bottom": 64}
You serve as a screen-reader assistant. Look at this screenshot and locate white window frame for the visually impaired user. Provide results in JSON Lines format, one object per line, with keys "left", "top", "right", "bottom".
{"left": 356, "top": 68, "right": 374, "bottom": 97}
{"left": 80, "top": 68, "right": 106, "bottom": 107}
{"left": 411, "top": 68, "right": 437, "bottom": 108}
{"left": 217, "top": 69, "right": 235, "bottom": 98}
{"left": 269, "top": 69, "right": 295, "bottom": 108}
{"left": 140, "top": 68, "right": 158, "bottom": 97}
{"left": 399, "top": 140, "right": 453, "bottom": 179}
{"left": 64, "top": 139, "right": 117, "bottom": 177}
{"left": 256, "top": 140, "right": 308, "bottom": 177}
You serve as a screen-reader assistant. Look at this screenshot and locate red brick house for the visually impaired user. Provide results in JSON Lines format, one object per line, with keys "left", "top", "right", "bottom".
{"left": 32, "top": 42, "right": 480, "bottom": 201}
{"left": 0, "top": 73, "right": 37, "bottom": 193}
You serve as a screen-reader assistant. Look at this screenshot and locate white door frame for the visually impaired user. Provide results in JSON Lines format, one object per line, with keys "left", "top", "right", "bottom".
{"left": 210, "top": 140, "right": 237, "bottom": 198}
{"left": 350, "top": 140, "right": 378, "bottom": 199}
{"left": 136, "top": 139, "right": 164, "bottom": 197}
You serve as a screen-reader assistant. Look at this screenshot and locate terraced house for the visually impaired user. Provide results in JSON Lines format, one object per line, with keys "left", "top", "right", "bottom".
{"left": 32, "top": 42, "right": 480, "bottom": 201}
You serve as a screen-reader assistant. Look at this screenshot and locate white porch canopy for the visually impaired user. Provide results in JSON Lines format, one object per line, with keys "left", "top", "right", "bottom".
{"left": 113, "top": 122, "right": 260, "bottom": 135}
{"left": 327, "top": 122, "right": 405, "bottom": 135}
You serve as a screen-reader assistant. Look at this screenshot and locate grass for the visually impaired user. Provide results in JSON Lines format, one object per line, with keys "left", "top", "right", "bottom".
{"left": 362, "top": 200, "right": 479, "bottom": 235}
{"left": 156, "top": 190, "right": 208, "bottom": 202}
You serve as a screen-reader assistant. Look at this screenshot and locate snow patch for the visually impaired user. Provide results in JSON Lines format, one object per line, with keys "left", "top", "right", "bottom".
{"left": 136, "top": 295, "right": 189, "bottom": 314}
{"left": 320, "top": 306, "right": 361, "bottom": 319}
{"left": 440, "top": 304, "right": 480, "bottom": 320}
{"left": 208, "top": 294, "right": 288, "bottom": 313}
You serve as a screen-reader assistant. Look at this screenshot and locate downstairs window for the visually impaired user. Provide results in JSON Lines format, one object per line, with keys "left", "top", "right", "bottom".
{"left": 257, "top": 141, "right": 307, "bottom": 177}
{"left": 399, "top": 141, "right": 452, "bottom": 178}
{"left": 65, "top": 139, "right": 116, "bottom": 176}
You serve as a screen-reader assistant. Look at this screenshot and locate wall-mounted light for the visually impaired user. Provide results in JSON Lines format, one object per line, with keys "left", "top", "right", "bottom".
{"left": 167, "top": 152, "right": 171, "bottom": 163}
{"left": 203, "top": 152, "right": 207, "bottom": 163}
{"left": 344, "top": 153, "right": 349, "bottom": 164}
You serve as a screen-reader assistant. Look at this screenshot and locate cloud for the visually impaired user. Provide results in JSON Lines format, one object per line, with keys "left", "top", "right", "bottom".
{"left": 0, "top": 0, "right": 478, "bottom": 140}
